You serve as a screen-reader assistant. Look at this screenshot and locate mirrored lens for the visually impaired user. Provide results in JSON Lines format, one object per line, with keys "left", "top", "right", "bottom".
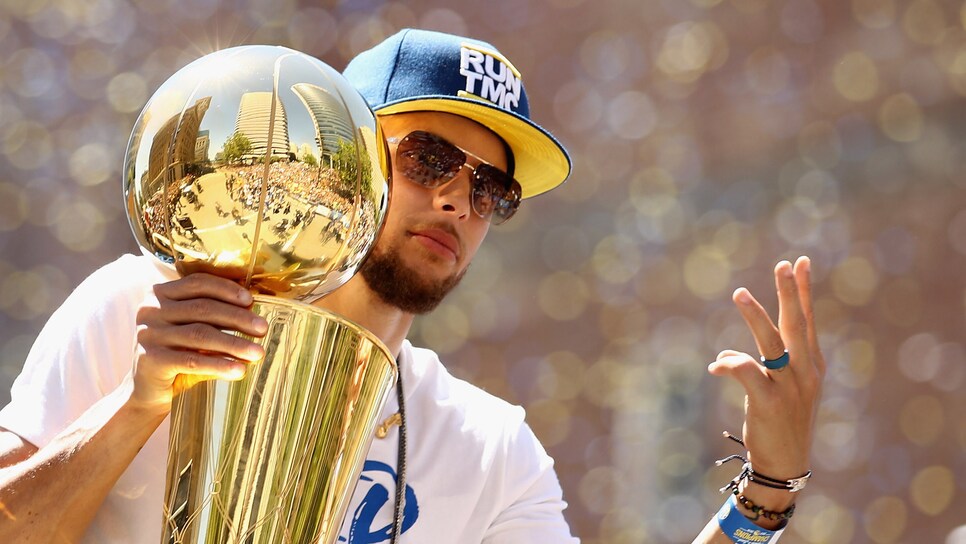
{"left": 492, "top": 181, "right": 522, "bottom": 225}
{"left": 472, "top": 164, "right": 521, "bottom": 225}
{"left": 396, "top": 131, "right": 465, "bottom": 187}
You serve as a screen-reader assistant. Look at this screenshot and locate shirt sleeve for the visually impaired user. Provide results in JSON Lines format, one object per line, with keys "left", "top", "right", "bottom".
{"left": 0, "top": 255, "right": 165, "bottom": 449}
{"left": 482, "top": 417, "right": 580, "bottom": 544}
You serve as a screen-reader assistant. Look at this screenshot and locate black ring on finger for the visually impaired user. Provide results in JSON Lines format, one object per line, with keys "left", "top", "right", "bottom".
{"left": 760, "top": 350, "right": 790, "bottom": 371}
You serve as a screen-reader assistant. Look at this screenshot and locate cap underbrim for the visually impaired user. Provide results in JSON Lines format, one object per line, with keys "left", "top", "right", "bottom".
{"left": 375, "top": 96, "right": 571, "bottom": 199}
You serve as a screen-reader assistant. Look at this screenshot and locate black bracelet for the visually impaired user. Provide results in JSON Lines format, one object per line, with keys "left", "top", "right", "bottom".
{"left": 748, "top": 466, "right": 812, "bottom": 493}
{"left": 715, "top": 431, "right": 812, "bottom": 493}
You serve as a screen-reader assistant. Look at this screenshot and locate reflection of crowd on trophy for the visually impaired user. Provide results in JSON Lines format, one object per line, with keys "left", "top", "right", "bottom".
{"left": 140, "top": 176, "right": 191, "bottom": 247}
{"left": 227, "top": 161, "right": 377, "bottom": 247}
{"left": 228, "top": 161, "right": 349, "bottom": 216}
{"left": 140, "top": 159, "right": 378, "bottom": 259}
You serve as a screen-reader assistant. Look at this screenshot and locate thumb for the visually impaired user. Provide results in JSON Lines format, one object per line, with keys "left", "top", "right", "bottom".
{"left": 708, "top": 353, "right": 769, "bottom": 397}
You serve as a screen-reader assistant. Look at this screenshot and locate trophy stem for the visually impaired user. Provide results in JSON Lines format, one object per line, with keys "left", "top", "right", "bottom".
{"left": 162, "top": 295, "right": 396, "bottom": 544}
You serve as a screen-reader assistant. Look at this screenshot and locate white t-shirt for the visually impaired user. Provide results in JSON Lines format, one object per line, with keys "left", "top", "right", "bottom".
{"left": 0, "top": 254, "right": 577, "bottom": 543}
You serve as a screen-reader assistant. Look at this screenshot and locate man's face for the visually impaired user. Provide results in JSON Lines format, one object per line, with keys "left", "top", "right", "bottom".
{"left": 359, "top": 111, "right": 509, "bottom": 314}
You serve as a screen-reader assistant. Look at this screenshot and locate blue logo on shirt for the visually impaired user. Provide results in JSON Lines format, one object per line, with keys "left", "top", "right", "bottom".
{"left": 338, "top": 460, "right": 419, "bottom": 544}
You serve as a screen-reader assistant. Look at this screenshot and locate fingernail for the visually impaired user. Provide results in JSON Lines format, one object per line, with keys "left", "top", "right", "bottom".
{"left": 782, "top": 263, "right": 793, "bottom": 277}
{"left": 253, "top": 316, "right": 268, "bottom": 334}
{"left": 735, "top": 289, "right": 751, "bottom": 304}
{"left": 230, "top": 364, "right": 247, "bottom": 379}
{"left": 803, "top": 257, "right": 811, "bottom": 273}
{"left": 239, "top": 290, "right": 253, "bottom": 304}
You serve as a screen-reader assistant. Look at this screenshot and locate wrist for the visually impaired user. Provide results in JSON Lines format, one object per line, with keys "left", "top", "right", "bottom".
{"left": 735, "top": 481, "right": 795, "bottom": 530}
{"left": 734, "top": 480, "right": 798, "bottom": 523}
{"left": 716, "top": 494, "right": 786, "bottom": 543}
{"left": 121, "top": 375, "right": 172, "bottom": 420}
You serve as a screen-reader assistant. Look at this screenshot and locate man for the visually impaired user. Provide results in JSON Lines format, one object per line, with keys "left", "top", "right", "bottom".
{"left": 0, "top": 29, "right": 823, "bottom": 543}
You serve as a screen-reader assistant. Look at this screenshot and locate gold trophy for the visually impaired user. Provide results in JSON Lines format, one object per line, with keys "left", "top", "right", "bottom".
{"left": 122, "top": 46, "right": 394, "bottom": 543}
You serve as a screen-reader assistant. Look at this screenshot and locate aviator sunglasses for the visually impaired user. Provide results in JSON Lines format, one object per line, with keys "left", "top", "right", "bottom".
{"left": 387, "top": 130, "right": 522, "bottom": 225}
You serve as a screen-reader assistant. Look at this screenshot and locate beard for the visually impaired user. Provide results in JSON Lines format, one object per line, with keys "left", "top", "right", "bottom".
{"left": 359, "top": 237, "right": 467, "bottom": 314}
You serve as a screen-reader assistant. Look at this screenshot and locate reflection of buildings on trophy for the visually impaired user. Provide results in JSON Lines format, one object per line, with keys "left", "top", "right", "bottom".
{"left": 291, "top": 83, "right": 356, "bottom": 161}
{"left": 233, "top": 91, "right": 290, "bottom": 161}
{"left": 194, "top": 130, "right": 210, "bottom": 164}
{"left": 146, "top": 96, "right": 212, "bottom": 191}
{"left": 141, "top": 96, "right": 212, "bottom": 245}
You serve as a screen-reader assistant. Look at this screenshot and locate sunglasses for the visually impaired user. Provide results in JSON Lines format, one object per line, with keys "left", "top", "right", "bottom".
{"left": 387, "top": 130, "right": 522, "bottom": 225}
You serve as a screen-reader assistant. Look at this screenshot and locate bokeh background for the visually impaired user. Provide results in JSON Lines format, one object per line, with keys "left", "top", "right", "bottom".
{"left": 1, "top": 0, "right": 964, "bottom": 542}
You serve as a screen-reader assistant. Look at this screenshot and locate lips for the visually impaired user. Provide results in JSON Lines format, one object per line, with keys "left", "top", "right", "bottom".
{"left": 410, "top": 227, "right": 460, "bottom": 261}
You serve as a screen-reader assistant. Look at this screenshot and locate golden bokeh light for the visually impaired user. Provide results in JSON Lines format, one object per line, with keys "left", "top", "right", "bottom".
{"left": 0, "top": 183, "right": 28, "bottom": 232}
{"left": 901, "top": 0, "right": 948, "bottom": 45}
{"left": 864, "top": 496, "right": 907, "bottom": 543}
{"left": 878, "top": 93, "right": 924, "bottom": 142}
{"left": 909, "top": 465, "right": 954, "bottom": 516}
{"left": 106, "top": 72, "right": 148, "bottom": 113}
{"left": 682, "top": 246, "right": 731, "bottom": 300}
{"left": 416, "top": 305, "right": 470, "bottom": 355}
{"left": 832, "top": 338, "right": 876, "bottom": 389}
{"left": 538, "top": 271, "right": 590, "bottom": 321}
{"left": 3, "top": 121, "right": 53, "bottom": 171}
{"left": 68, "top": 144, "right": 111, "bottom": 187}
{"left": 795, "top": 494, "right": 857, "bottom": 544}
{"left": 834, "top": 51, "right": 880, "bottom": 102}
{"left": 592, "top": 235, "right": 642, "bottom": 285}
{"left": 657, "top": 21, "right": 729, "bottom": 83}
{"left": 525, "top": 398, "right": 574, "bottom": 448}
{"left": 830, "top": 256, "right": 879, "bottom": 306}
{"left": 898, "top": 395, "right": 944, "bottom": 446}
{"left": 536, "top": 351, "right": 587, "bottom": 402}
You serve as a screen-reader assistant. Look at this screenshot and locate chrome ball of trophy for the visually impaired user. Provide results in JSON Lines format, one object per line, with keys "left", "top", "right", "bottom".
{"left": 123, "top": 45, "right": 395, "bottom": 544}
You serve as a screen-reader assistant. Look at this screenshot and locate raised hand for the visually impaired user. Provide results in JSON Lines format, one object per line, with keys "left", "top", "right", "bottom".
{"left": 707, "top": 256, "right": 826, "bottom": 524}
{"left": 129, "top": 273, "right": 268, "bottom": 414}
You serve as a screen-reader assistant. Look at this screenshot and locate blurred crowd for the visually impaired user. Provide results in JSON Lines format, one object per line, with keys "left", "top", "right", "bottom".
{"left": 0, "top": 1, "right": 964, "bottom": 542}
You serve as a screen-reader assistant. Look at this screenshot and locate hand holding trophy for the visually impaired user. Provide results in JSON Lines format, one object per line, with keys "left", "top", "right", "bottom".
{"left": 123, "top": 46, "right": 394, "bottom": 544}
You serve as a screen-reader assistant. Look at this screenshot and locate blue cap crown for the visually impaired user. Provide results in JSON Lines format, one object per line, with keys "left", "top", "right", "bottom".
{"left": 344, "top": 29, "right": 571, "bottom": 199}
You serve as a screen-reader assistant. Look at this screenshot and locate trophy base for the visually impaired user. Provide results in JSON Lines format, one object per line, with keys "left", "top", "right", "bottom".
{"left": 162, "top": 295, "right": 396, "bottom": 544}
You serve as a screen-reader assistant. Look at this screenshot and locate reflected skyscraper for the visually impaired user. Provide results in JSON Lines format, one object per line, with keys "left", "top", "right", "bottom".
{"left": 195, "top": 130, "right": 210, "bottom": 162}
{"left": 147, "top": 96, "right": 212, "bottom": 190}
{"left": 234, "top": 91, "right": 290, "bottom": 159}
{"left": 291, "top": 83, "right": 355, "bottom": 157}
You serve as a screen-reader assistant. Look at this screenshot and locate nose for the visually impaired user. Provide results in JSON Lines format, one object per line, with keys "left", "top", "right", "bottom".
{"left": 433, "top": 168, "right": 473, "bottom": 221}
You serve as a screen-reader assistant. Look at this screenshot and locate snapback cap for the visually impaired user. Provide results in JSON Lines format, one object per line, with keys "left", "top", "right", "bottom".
{"left": 343, "top": 28, "right": 572, "bottom": 199}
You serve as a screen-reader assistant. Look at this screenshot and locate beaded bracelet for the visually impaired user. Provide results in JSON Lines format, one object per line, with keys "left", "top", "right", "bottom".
{"left": 716, "top": 494, "right": 785, "bottom": 544}
{"left": 734, "top": 489, "right": 796, "bottom": 523}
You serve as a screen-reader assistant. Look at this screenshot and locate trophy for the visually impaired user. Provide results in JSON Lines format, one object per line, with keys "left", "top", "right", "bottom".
{"left": 122, "top": 46, "right": 395, "bottom": 543}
